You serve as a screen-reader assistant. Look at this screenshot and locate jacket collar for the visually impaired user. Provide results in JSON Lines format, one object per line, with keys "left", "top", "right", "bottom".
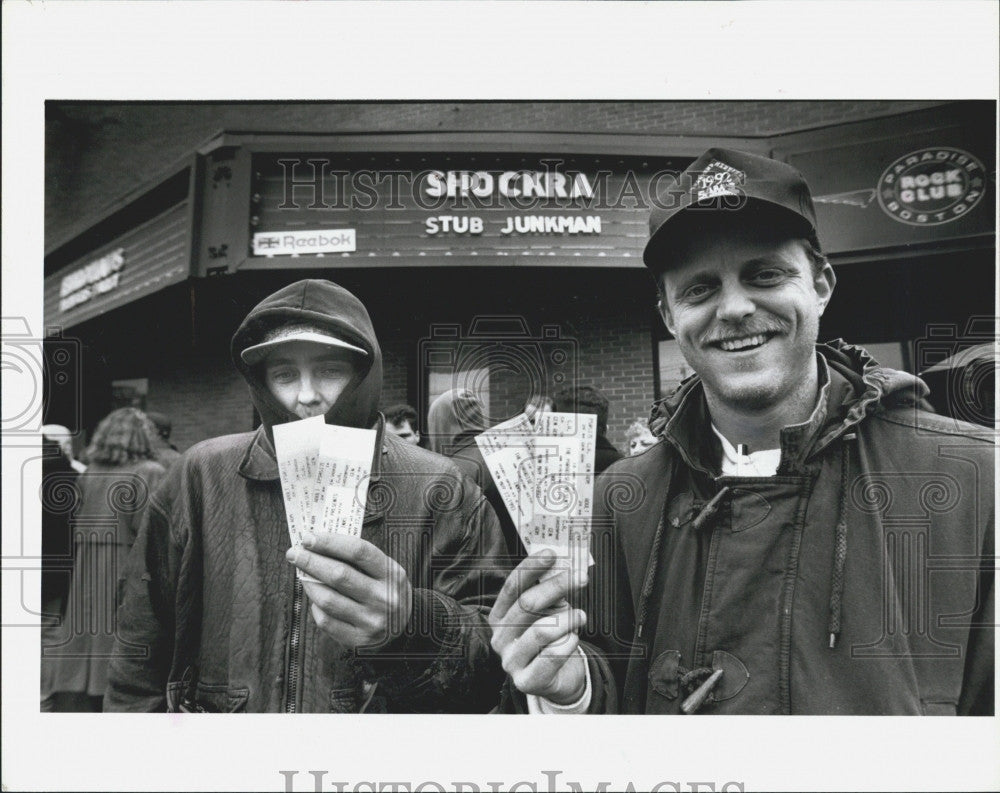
{"left": 238, "top": 415, "right": 388, "bottom": 483}
{"left": 655, "top": 352, "right": 863, "bottom": 476}
{"left": 656, "top": 381, "right": 723, "bottom": 478}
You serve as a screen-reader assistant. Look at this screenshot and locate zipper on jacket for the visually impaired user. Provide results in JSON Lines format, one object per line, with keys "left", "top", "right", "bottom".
{"left": 285, "top": 577, "right": 304, "bottom": 713}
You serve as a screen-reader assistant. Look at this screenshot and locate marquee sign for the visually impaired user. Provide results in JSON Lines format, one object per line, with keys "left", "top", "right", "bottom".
{"left": 248, "top": 153, "right": 686, "bottom": 267}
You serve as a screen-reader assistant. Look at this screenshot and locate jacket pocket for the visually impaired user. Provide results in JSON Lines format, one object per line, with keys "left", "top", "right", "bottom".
{"left": 648, "top": 650, "right": 681, "bottom": 700}
{"left": 329, "top": 684, "right": 387, "bottom": 713}
{"left": 192, "top": 682, "right": 250, "bottom": 713}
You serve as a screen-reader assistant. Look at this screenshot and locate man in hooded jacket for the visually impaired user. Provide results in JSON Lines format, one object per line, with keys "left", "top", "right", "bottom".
{"left": 105, "top": 279, "right": 509, "bottom": 713}
{"left": 427, "top": 389, "right": 524, "bottom": 560}
{"left": 490, "top": 148, "right": 994, "bottom": 715}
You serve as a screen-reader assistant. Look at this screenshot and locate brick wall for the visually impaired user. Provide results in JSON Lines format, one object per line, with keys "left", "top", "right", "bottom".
{"left": 480, "top": 312, "right": 655, "bottom": 451}
{"left": 145, "top": 352, "right": 253, "bottom": 452}
{"left": 561, "top": 309, "right": 657, "bottom": 453}
{"left": 379, "top": 337, "right": 410, "bottom": 413}
{"left": 369, "top": 294, "right": 656, "bottom": 454}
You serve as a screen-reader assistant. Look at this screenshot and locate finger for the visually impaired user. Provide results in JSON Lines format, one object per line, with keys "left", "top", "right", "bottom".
{"left": 301, "top": 579, "right": 371, "bottom": 628}
{"left": 287, "top": 546, "right": 379, "bottom": 602}
{"left": 498, "top": 567, "right": 574, "bottom": 631}
{"left": 490, "top": 570, "right": 576, "bottom": 651}
{"left": 300, "top": 533, "right": 397, "bottom": 580}
{"left": 490, "top": 549, "right": 557, "bottom": 625}
{"left": 308, "top": 602, "right": 369, "bottom": 647}
{"left": 502, "top": 608, "right": 586, "bottom": 674}
{"left": 510, "top": 632, "right": 582, "bottom": 698}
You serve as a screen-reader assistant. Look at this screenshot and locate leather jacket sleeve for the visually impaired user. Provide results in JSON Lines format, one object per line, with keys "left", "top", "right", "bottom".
{"left": 351, "top": 482, "right": 510, "bottom": 713}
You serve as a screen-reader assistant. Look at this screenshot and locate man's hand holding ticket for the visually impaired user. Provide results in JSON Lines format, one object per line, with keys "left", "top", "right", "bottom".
{"left": 286, "top": 531, "right": 413, "bottom": 650}
{"left": 276, "top": 417, "right": 410, "bottom": 649}
{"left": 488, "top": 549, "right": 588, "bottom": 706}
{"left": 480, "top": 410, "right": 597, "bottom": 708}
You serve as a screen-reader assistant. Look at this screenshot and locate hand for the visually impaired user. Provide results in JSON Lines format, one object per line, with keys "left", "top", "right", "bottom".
{"left": 285, "top": 532, "right": 413, "bottom": 650}
{"left": 488, "top": 549, "right": 588, "bottom": 705}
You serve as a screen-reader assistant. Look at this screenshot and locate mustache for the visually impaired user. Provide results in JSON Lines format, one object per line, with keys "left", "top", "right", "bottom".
{"left": 701, "top": 321, "right": 787, "bottom": 345}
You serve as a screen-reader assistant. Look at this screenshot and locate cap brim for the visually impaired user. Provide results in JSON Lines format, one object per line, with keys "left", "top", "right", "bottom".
{"left": 643, "top": 196, "right": 814, "bottom": 270}
{"left": 241, "top": 330, "right": 368, "bottom": 365}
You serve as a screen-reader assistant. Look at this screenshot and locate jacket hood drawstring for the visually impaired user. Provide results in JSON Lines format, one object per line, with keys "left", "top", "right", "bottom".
{"left": 827, "top": 432, "right": 856, "bottom": 649}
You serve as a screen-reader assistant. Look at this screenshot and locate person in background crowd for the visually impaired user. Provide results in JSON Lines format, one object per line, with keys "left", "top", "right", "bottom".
{"left": 41, "top": 408, "right": 165, "bottom": 712}
{"left": 40, "top": 436, "right": 80, "bottom": 713}
{"left": 105, "top": 279, "right": 509, "bottom": 713}
{"left": 427, "top": 389, "right": 523, "bottom": 559}
{"left": 625, "top": 419, "right": 658, "bottom": 456}
{"left": 145, "top": 411, "right": 182, "bottom": 471}
{"left": 40, "top": 437, "right": 78, "bottom": 622}
{"left": 383, "top": 403, "right": 422, "bottom": 446}
{"left": 523, "top": 394, "right": 554, "bottom": 428}
{"left": 492, "top": 147, "right": 994, "bottom": 715}
{"left": 42, "top": 424, "right": 86, "bottom": 473}
{"left": 551, "top": 385, "right": 623, "bottom": 475}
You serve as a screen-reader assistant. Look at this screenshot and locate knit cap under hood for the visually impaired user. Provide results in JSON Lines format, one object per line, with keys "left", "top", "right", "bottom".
{"left": 231, "top": 279, "right": 383, "bottom": 437}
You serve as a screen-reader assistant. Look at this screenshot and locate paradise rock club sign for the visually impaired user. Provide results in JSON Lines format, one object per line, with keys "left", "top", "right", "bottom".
{"left": 877, "top": 148, "right": 986, "bottom": 226}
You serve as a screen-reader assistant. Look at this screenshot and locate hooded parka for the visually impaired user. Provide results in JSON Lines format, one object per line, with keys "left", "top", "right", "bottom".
{"left": 577, "top": 341, "right": 994, "bottom": 715}
{"left": 105, "top": 280, "right": 510, "bottom": 713}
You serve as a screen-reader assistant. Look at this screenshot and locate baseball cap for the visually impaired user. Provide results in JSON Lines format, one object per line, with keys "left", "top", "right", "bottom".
{"left": 241, "top": 323, "right": 368, "bottom": 365}
{"left": 643, "top": 147, "right": 819, "bottom": 270}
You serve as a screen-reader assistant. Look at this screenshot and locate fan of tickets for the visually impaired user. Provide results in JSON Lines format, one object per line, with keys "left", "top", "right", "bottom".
{"left": 273, "top": 415, "right": 377, "bottom": 581}
{"left": 476, "top": 411, "right": 596, "bottom": 585}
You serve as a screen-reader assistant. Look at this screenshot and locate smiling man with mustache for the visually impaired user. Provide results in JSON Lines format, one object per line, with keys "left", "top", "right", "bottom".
{"left": 491, "top": 148, "right": 994, "bottom": 715}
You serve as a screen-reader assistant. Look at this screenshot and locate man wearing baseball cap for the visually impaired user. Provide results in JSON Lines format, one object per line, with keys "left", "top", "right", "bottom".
{"left": 491, "top": 149, "right": 994, "bottom": 714}
{"left": 106, "top": 279, "right": 509, "bottom": 712}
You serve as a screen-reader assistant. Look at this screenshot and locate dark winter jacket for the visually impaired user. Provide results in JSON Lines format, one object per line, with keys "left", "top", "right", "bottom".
{"left": 41, "top": 440, "right": 77, "bottom": 613}
{"left": 105, "top": 280, "right": 510, "bottom": 713}
{"left": 579, "top": 341, "right": 994, "bottom": 715}
{"left": 593, "top": 434, "right": 624, "bottom": 475}
{"left": 447, "top": 429, "right": 525, "bottom": 561}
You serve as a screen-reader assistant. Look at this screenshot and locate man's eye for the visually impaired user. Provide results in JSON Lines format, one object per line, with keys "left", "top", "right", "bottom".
{"left": 319, "top": 365, "right": 351, "bottom": 379}
{"left": 683, "top": 284, "right": 713, "bottom": 301}
{"left": 268, "top": 369, "right": 296, "bottom": 383}
{"left": 749, "top": 269, "right": 785, "bottom": 285}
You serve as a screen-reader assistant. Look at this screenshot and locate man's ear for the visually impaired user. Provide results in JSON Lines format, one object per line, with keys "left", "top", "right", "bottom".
{"left": 657, "top": 291, "right": 677, "bottom": 336}
{"left": 814, "top": 261, "right": 836, "bottom": 316}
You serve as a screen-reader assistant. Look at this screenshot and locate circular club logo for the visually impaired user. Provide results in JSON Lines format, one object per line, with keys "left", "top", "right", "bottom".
{"left": 877, "top": 147, "right": 986, "bottom": 226}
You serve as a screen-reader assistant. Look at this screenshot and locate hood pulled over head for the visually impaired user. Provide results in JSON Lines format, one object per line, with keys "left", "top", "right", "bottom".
{"left": 231, "top": 279, "right": 382, "bottom": 435}
{"left": 427, "top": 389, "right": 487, "bottom": 454}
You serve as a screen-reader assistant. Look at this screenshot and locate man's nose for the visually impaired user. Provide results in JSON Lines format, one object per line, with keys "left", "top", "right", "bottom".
{"left": 297, "top": 375, "right": 319, "bottom": 403}
{"left": 715, "top": 283, "right": 755, "bottom": 323}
